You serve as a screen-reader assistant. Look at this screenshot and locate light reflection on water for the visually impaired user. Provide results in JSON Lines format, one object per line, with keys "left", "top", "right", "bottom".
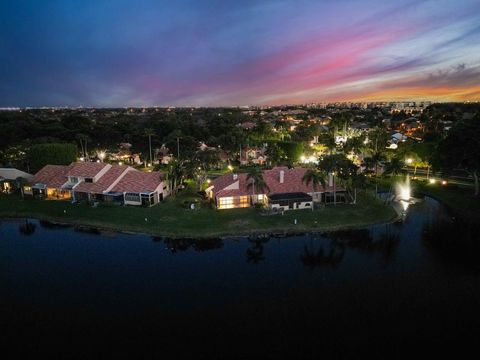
{"left": 1, "top": 196, "right": 479, "bottom": 356}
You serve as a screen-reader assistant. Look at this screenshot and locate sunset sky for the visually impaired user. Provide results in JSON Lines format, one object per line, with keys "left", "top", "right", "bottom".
{"left": 1, "top": 0, "right": 480, "bottom": 107}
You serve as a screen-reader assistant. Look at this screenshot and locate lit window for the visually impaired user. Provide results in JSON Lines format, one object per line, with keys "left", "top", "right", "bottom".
{"left": 125, "top": 193, "right": 141, "bottom": 202}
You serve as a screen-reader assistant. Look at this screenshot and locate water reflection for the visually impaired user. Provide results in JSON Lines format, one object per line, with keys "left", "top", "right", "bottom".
{"left": 19, "top": 219, "right": 36, "bottom": 236}
{"left": 39, "top": 220, "right": 71, "bottom": 229}
{"left": 300, "top": 237, "right": 345, "bottom": 268}
{"left": 422, "top": 217, "right": 480, "bottom": 272}
{"left": 246, "top": 237, "right": 268, "bottom": 264}
{"left": 156, "top": 237, "right": 224, "bottom": 253}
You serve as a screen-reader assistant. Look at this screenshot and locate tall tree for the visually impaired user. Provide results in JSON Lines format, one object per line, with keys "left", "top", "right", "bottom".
{"left": 302, "top": 169, "right": 327, "bottom": 208}
{"left": 383, "top": 157, "right": 405, "bottom": 177}
{"left": 434, "top": 115, "right": 480, "bottom": 196}
{"left": 15, "top": 176, "right": 28, "bottom": 199}
{"left": 166, "top": 159, "right": 185, "bottom": 197}
{"left": 318, "top": 154, "right": 357, "bottom": 205}
{"left": 144, "top": 128, "right": 155, "bottom": 166}
{"left": 28, "top": 143, "right": 77, "bottom": 173}
{"left": 246, "top": 167, "right": 270, "bottom": 203}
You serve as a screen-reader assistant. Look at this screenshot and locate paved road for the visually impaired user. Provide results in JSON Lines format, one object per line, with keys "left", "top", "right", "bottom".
{"left": 404, "top": 167, "right": 473, "bottom": 187}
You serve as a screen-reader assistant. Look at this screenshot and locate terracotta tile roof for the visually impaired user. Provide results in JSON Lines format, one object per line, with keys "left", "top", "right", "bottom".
{"left": 212, "top": 173, "right": 266, "bottom": 198}
{"left": 31, "top": 164, "right": 72, "bottom": 188}
{"left": 263, "top": 167, "right": 324, "bottom": 195}
{"left": 74, "top": 165, "right": 133, "bottom": 194}
{"left": 111, "top": 171, "right": 165, "bottom": 193}
{"left": 67, "top": 162, "right": 108, "bottom": 177}
{"left": 212, "top": 167, "right": 341, "bottom": 199}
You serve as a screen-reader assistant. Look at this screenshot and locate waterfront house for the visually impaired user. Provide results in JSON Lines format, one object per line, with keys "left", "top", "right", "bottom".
{"left": 25, "top": 162, "right": 169, "bottom": 206}
{"left": 206, "top": 172, "right": 267, "bottom": 209}
{"left": 206, "top": 167, "right": 346, "bottom": 211}
{"left": 25, "top": 164, "right": 74, "bottom": 199}
{"left": 0, "top": 168, "right": 33, "bottom": 194}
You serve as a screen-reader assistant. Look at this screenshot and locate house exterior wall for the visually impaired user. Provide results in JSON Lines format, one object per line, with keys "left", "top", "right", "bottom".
{"left": 308, "top": 192, "right": 323, "bottom": 202}
{"left": 124, "top": 192, "right": 158, "bottom": 207}
{"left": 270, "top": 200, "right": 313, "bottom": 211}
{"left": 153, "top": 181, "right": 170, "bottom": 202}
{"left": 216, "top": 195, "right": 250, "bottom": 209}
{"left": 124, "top": 198, "right": 143, "bottom": 206}
{"left": 32, "top": 187, "right": 72, "bottom": 200}
{"left": 215, "top": 193, "right": 266, "bottom": 210}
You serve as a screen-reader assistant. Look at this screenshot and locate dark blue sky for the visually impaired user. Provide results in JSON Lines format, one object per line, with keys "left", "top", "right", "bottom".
{"left": 1, "top": 0, "right": 479, "bottom": 107}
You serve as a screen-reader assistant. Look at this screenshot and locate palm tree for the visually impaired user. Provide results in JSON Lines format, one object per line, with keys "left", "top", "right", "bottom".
{"left": 246, "top": 238, "right": 268, "bottom": 264}
{"left": 384, "top": 157, "right": 404, "bottom": 177}
{"left": 318, "top": 155, "right": 340, "bottom": 205}
{"left": 246, "top": 167, "right": 269, "bottom": 204}
{"left": 166, "top": 159, "right": 185, "bottom": 197}
{"left": 346, "top": 172, "right": 368, "bottom": 204}
{"left": 302, "top": 169, "right": 327, "bottom": 208}
{"left": 19, "top": 219, "right": 36, "bottom": 236}
{"left": 76, "top": 134, "right": 91, "bottom": 159}
{"left": 144, "top": 128, "right": 155, "bottom": 166}
{"left": 15, "top": 176, "right": 28, "bottom": 199}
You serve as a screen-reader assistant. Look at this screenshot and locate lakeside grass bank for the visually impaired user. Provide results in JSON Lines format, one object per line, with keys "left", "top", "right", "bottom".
{"left": 369, "top": 174, "right": 479, "bottom": 222}
{"left": 413, "top": 181, "right": 480, "bottom": 222}
{"left": 0, "top": 190, "right": 397, "bottom": 238}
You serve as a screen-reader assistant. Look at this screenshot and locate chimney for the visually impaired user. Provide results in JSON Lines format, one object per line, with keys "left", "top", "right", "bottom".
{"left": 279, "top": 170, "right": 284, "bottom": 184}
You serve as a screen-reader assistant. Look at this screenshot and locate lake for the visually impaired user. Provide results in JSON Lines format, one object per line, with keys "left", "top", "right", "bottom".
{"left": 1, "top": 196, "right": 479, "bottom": 357}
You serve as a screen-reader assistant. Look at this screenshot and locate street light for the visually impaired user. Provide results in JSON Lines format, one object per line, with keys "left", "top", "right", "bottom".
{"left": 98, "top": 152, "right": 106, "bottom": 162}
{"left": 406, "top": 158, "right": 413, "bottom": 165}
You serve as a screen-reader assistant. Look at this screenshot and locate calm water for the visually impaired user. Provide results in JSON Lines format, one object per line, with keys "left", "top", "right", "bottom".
{"left": 1, "top": 197, "right": 479, "bottom": 357}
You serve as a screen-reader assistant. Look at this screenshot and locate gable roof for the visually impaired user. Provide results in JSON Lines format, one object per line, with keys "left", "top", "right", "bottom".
{"left": 73, "top": 165, "right": 133, "bottom": 194}
{"left": 111, "top": 171, "right": 165, "bottom": 193}
{"left": 264, "top": 167, "right": 324, "bottom": 195}
{"left": 67, "top": 162, "right": 108, "bottom": 177}
{"left": 31, "top": 164, "right": 72, "bottom": 188}
{"left": 0, "top": 168, "right": 33, "bottom": 181}
{"left": 211, "top": 167, "right": 339, "bottom": 199}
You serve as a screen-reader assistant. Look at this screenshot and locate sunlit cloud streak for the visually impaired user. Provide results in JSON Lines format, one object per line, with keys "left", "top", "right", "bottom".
{"left": 0, "top": 0, "right": 479, "bottom": 106}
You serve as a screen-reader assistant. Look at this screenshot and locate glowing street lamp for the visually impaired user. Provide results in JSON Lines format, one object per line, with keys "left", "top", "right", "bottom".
{"left": 406, "top": 158, "right": 413, "bottom": 165}
{"left": 98, "top": 151, "right": 106, "bottom": 162}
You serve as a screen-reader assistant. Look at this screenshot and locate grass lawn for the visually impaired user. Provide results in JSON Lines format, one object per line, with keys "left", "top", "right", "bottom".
{"left": 414, "top": 181, "right": 480, "bottom": 221}
{"left": 0, "top": 189, "right": 397, "bottom": 237}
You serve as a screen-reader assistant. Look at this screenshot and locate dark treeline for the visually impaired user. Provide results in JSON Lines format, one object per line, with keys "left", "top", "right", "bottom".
{"left": 0, "top": 108, "right": 248, "bottom": 154}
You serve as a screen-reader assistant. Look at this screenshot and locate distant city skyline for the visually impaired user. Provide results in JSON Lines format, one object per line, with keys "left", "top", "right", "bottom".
{"left": 1, "top": 0, "right": 480, "bottom": 107}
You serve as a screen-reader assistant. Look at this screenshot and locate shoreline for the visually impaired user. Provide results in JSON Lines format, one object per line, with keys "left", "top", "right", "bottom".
{"left": 0, "top": 191, "right": 400, "bottom": 239}
{"left": 1, "top": 211, "right": 401, "bottom": 239}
